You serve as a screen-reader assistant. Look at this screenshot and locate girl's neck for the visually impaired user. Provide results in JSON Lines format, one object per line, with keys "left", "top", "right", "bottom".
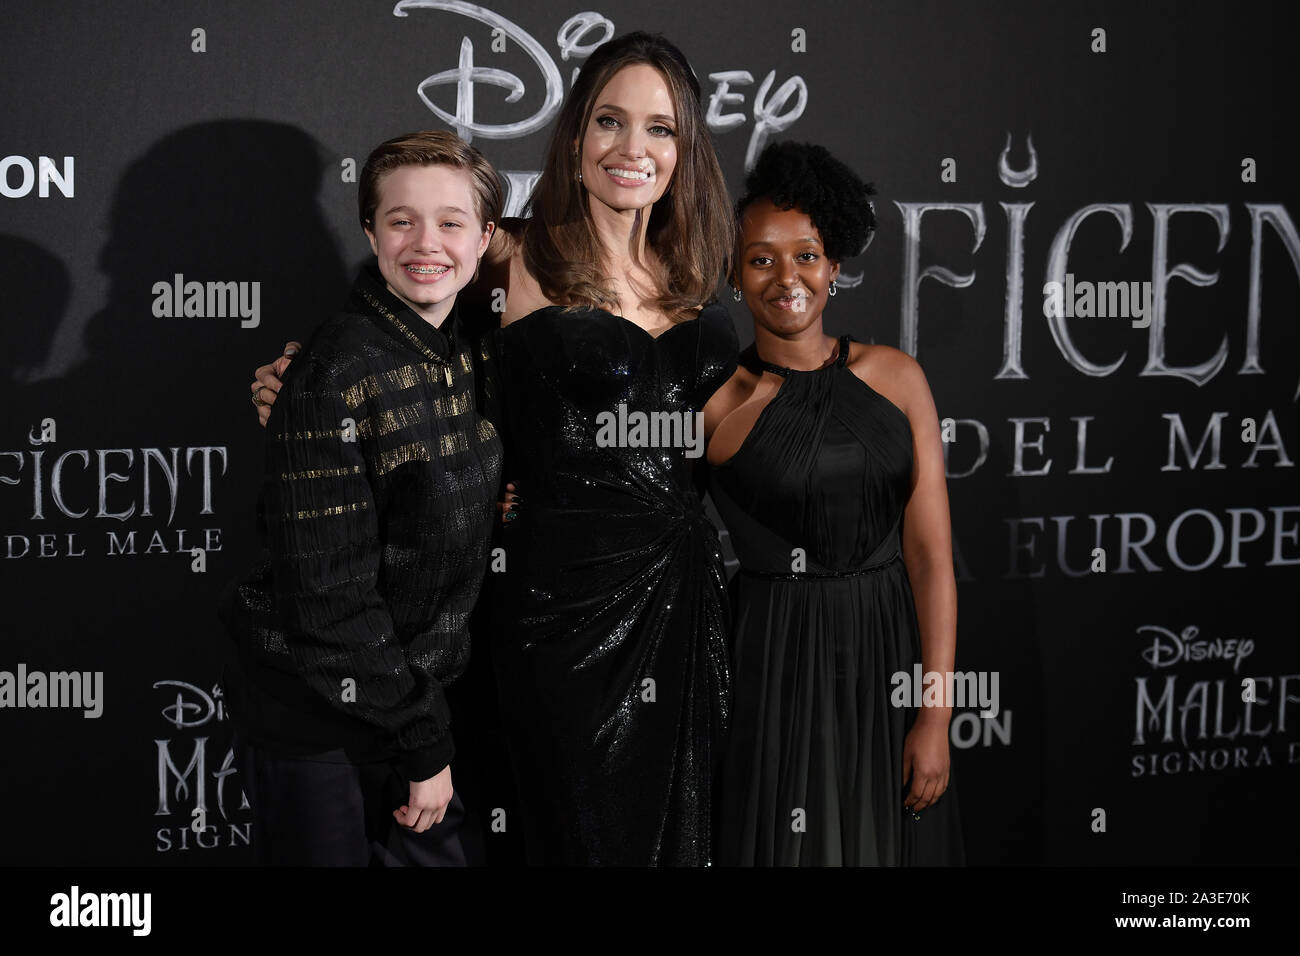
{"left": 385, "top": 281, "right": 454, "bottom": 329}
{"left": 753, "top": 324, "right": 839, "bottom": 371}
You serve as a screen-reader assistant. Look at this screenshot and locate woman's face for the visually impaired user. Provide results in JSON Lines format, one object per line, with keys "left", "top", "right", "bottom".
{"left": 364, "top": 163, "right": 492, "bottom": 325}
{"left": 578, "top": 63, "right": 679, "bottom": 213}
{"left": 735, "top": 198, "right": 840, "bottom": 337}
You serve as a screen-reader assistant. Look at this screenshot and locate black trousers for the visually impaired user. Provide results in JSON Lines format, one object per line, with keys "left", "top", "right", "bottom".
{"left": 233, "top": 734, "right": 466, "bottom": 867}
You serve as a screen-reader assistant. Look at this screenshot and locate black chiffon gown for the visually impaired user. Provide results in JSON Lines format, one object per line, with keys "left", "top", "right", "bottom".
{"left": 489, "top": 302, "right": 737, "bottom": 866}
{"left": 711, "top": 336, "right": 965, "bottom": 866}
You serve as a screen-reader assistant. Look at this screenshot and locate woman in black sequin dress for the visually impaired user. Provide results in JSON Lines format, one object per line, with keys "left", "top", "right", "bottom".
{"left": 704, "top": 143, "right": 965, "bottom": 865}
{"left": 480, "top": 33, "right": 737, "bottom": 865}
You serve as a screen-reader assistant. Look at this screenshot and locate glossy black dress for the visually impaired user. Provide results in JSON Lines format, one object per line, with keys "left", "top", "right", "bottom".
{"left": 711, "top": 337, "right": 964, "bottom": 866}
{"left": 490, "top": 303, "right": 737, "bottom": 865}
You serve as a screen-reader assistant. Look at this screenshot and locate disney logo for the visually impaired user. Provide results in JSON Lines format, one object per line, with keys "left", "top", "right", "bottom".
{"left": 395, "top": 0, "right": 583, "bottom": 141}
{"left": 393, "top": 1, "right": 807, "bottom": 169}
{"left": 154, "top": 680, "right": 225, "bottom": 729}
{"left": 1136, "top": 625, "right": 1255, "bottom": 674}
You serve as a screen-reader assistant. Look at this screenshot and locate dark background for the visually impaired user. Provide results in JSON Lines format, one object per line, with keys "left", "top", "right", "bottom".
{"left": 1, "top": 0, "right": 1296, "bottom": 865}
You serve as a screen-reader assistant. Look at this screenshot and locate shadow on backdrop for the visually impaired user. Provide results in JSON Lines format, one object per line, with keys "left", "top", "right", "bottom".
{"left": 5, "top": 121, "right": 523, "bottom": 866}
{"left": 0, "top": 236, "right": 71, "bottom": 394}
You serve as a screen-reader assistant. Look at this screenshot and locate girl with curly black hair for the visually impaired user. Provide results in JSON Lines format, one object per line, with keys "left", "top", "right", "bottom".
{"left": 703, "top": 141, "right": 965, "bottom": 865}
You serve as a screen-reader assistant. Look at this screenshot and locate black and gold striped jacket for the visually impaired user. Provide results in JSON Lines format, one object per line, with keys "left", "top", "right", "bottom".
{"left": 220, "top": 264, "right": 502, "bottom": 782}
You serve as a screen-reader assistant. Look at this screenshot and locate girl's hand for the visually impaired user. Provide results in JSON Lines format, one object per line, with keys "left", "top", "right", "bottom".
{"left": 249, "top": 340, "right": 301, "bottom": 426}
{"left": 394, "top": 764, "right": 454, "bottom": 832}
{"left": 902, "top": 712, "right": 951, "bottom": 814}
{"left": 497, "top": 481, "right": 520, "bottom": 524}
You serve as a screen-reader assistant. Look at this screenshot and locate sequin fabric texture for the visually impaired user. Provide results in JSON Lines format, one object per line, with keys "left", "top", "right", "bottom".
{"left": 490, "top": 303, "right": 738, "bottom": 865}
{"left": 221, "top": 264, "right": 502, "bottom": 783}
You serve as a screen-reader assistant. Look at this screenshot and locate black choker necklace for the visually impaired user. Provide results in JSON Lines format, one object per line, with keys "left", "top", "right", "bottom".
{"left": 751, "top": 335, "right": 851, "bottom": 377}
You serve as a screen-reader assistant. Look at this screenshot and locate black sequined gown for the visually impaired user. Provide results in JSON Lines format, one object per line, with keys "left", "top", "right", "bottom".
{"left": 490, "top": 303, "right": 737, "bottom": 865}
{"left": 711, "top": 337, "right": 965, "bottom": 866}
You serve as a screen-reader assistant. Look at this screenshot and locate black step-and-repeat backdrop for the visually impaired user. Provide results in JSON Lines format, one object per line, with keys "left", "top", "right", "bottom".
{"left": 2, "top": 0, "right": 1296, "bottom": 866}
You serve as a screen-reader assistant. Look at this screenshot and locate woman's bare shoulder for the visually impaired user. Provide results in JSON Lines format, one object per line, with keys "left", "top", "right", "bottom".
{"left": 847, "top": 342, "right": 930, "bottom": 417}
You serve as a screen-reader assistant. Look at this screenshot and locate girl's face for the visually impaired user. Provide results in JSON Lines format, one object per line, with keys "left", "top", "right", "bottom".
{"left": 578, "top": 63, "right": 679, "bottom": 213}
{"left": 364, "top": 163, "right": 493, "bottom": 325}
{"left": 735, "top": 198, "right": 840, "bottom": 336}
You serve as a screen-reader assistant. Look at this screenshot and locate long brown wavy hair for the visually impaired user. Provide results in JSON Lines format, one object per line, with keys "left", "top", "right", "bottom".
{"left": 522, "top": 32, "right": 732, "bottom": 319}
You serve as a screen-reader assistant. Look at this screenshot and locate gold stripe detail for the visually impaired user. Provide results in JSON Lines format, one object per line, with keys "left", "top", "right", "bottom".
{"left": 276, "top": 428, "right": 347, "bottom": 441}
{"left": 357, "top": 286, "right": 449, "bottom": 372}
{"left": 433, "top": 391, "right": 470, "bottom": 417}
{"left": 476, "top": 419, "right": 497, "bottom": 443}
{"left": 291, "top": 500, "right": 368, "bottom": 520}
{"left": 282, "top": 465, "right": 363, "bottom": 481}
{"left": 342, "top": 366, "right": 440, "bottom": 410}
{"left": 439, "top": 432, "right": 469, "bottom": 457}
{"left": 341, "top": 375, "right": 382, "bottom": 410}
{"left": 384, "top": 365, "right": 424, "bottom": 390}
{"left": 353, "top": 403, "right": 429, "bottom": 440}
{"left": 381, "top": 403, "right": 429, "bottom": 435}
{"left": 376, "top": 441, "right": 430, "bottom": 475}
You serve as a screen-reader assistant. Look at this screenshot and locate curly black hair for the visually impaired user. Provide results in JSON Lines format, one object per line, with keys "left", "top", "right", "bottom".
{"left": 735, "top": 141, "right": 877, "bottom": 262}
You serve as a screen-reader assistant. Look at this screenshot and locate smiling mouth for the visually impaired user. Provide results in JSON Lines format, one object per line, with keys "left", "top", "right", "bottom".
{"left": 405, "top": 264, "right": 450, "bottom": 275}
{"left": 771, "top": 290, "right": 808, "bottom": 309}
{"left": 603, "top": 166, "right": 652, "bottom": 183}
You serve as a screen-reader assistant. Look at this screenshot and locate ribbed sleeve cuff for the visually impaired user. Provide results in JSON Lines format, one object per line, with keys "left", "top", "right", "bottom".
{"left": 395, "top": 731, "right": 454, "bottom": 782}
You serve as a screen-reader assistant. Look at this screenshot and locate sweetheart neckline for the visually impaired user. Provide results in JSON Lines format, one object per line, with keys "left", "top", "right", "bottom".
{"left": 509, "top": 301, "right": 726, "bottom": 342}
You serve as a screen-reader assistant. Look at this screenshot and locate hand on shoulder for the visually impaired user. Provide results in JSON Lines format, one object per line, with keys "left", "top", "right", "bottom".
{"left": 250, "top": 340, "right": 301, "bottom": 427}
